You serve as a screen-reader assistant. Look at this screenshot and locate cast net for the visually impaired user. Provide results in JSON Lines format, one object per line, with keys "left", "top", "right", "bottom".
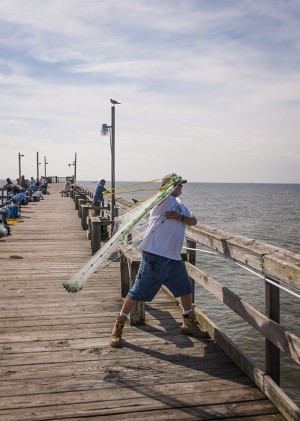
{"left": 63, "top": 173, "right": 182, "bottom": 293}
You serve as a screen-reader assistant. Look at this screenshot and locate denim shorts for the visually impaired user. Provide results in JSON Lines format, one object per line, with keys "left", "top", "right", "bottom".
{"left": 127, "top": 251, "right": 192, "bottom": 302}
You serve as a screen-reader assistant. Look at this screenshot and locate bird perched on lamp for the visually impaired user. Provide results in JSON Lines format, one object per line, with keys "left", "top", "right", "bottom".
{"left": 110, "top": 99, "right": 121, "bottom": 105}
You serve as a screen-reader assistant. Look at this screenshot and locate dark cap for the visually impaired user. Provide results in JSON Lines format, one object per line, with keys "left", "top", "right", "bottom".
{"left": 161, "top": 174, "right": 187, "bottom": 187}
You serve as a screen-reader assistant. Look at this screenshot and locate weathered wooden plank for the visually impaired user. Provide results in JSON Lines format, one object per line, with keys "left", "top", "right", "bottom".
{"left": 0, "top": 388, "right": 268, "bottom": 413}
{"left": 263, "top": 253, "right": 300, "bottom": 289}
{"left": 0, "top": 372, "right": 247, "bottom": 403}
{"left": 0, "top": 399, "right": 280, "bottom": 421}
{"left": 59, "top": 413, "right": 282, "bottom": 421}
{"left": 0, "top": 378, "right": 255, "bottom": 407}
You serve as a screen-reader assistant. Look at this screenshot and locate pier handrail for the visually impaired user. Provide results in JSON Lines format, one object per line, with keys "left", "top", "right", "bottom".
{"left": 117, "top": 239, "right": 300, "bottom": 420}
{"left": 183, "top": 226, "right": 300, "bottom": 421}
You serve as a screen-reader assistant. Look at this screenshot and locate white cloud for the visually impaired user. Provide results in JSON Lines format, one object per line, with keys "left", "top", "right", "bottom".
{"left": 0, "top": 0, "right": 299, "bottom": 183}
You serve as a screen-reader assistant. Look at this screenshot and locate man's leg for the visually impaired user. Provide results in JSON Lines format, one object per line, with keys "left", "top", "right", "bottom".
{"left": 99, "top": 200, "right": 104, "bottom": 217}
{"left": 110, "top": 296, "right": 138, "bottom": 348}
{"left": 121, "top": 296, "right": 138, "bottom": 314}
{"left": 110, "top": 251, "right": 161, "bottom": 348}
{"left": 180, "top": 293, "right": 209, "bottom": 338}
{"left": 180, "top": 292, "right": 193, "bottom": 311}
{"left": 93, "top": 200, "right": 100, "bottom": 216}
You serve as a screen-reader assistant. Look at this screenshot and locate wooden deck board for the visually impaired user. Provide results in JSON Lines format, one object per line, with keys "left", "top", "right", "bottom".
{"left": 0, "top": 184, "right": 284, "bottom": 420}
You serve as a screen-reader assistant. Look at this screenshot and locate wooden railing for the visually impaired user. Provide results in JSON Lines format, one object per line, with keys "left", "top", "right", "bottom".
{"left": 74, "top": 185, "right": 300, "bottom": 420}
{"left": 183, "top": 226, "right": 300, "bottom": 421}
{"left": 74, "top": 185, "right": 124, "bottom": 253}
{"left": 118, "top": 216, "right": 300, "bottom": 421}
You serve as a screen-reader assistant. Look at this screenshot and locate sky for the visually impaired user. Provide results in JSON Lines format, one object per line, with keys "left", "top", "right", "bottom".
{"left": 0, "top": 0, "right": 299, "bottom": 183}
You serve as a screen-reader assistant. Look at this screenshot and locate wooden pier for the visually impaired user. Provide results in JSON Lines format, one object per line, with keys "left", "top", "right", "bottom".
{"left": 0, "top": 183, "right": 296, "bottom": 420}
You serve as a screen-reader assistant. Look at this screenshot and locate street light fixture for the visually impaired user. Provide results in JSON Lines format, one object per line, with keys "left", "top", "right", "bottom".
{"left": 101, "top": 99, "right": 120, "bottom": 224}
{"left": 44, "top": 156, "right": 48, "bottom": 178}
{"left": 68, "top": 152, "right": 77, "bottom": 184}
{"left": 18, "top": 153, "right": 24, "bottom": 179}
{"left": 36, "top": 152, "right": 41, "bottom": 180}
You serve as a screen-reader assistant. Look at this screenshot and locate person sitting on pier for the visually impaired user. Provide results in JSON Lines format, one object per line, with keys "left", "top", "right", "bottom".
{"left": 61, "top": 179, "right": 72, "bottom": 196}
{"left": 3, "top": 178, "right": 13, "bottom": 194}
{"left": 110, "top": 174, "right": 210, "bottom": 348}
{"left": 12, "top": 179, "right": 21, "bottom": 195}
{"left": 39, "top": 177, "right": 48, "bottom": 194}
{"left": 93, "top": 179, "right": 106, "bottom": 216}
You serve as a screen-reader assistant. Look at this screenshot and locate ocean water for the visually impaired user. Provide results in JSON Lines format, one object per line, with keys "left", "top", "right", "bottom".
{"left": 2, "top": 179, "right": 299, "bottom": 404}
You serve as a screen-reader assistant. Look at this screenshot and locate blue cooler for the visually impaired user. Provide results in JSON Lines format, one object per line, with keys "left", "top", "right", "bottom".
{"left": 7, "top": 205, "right": 19, "bottom": 218}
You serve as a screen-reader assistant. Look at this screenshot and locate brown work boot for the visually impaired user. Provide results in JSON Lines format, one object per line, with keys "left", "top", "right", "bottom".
{"left": 181, "top": 310, "right": 209, "bottom": 338}
{"left": 110, "top": 315, "right": 127, "bottom": 348}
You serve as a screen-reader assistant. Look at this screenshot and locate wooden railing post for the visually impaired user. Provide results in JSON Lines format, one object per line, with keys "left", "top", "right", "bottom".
{"left": 87, "top": 215, "right": 92, "bottom": 240}
{"left": 186, "top": 238, "right": 196, "bottom": 303}
{"left": 120, "top": 253, "right": 130, "bottom": 299}
{"left": 81, "top": 205, "right": 91, "bottom": 230}
{"left": 119, "top": 245, "right": 144, "bottom": 325}
{"left": 265, "top": 280, "right": 280, "bottom": 384}
{"left": 78, "top": 199, "right": 86, "bottom": 217}
{"left": 74, "top": 194, "right": 80, "bottom": 207}
{"left": 128, "top": 261, "right": 144, "bottom": 325}
{"left": 90, "top": 218, "right": 112, "bottom": 255}
{"left": 90, "top": 217, "right": 101, "bottom": 255}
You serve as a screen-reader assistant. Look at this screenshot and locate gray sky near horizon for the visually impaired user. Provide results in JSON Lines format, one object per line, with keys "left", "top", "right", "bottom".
{"left": 0, "top": 0, "right": 299, "bottom": 183}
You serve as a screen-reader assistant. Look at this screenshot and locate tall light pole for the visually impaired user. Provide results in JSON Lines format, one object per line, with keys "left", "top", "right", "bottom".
{"left": 74, "top": 152, "right": 77, "bottom": 184}
{"left": 36, "top": 152, "right": 41, "bottom": 180}
{"left": 18, "top": 153, "right": 24, "bottom": 179}
{"left": 68, "top": 152, "right": 77, "bottom": 184}
{"left": 111, "top": 105, "right": 116, "bottom": 221}
{"left": 44, "top": 156, "right": 48, "bottom": 178}
{"left": 101, "top": 99, "right": 121, "bottom": 223}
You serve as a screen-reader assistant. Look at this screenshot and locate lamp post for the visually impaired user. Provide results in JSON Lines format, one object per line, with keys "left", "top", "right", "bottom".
{"left": 36, "top": 152, "right": 41, "bottom": 180}
{"left": 68, "top": 152, "right": 77, "bottom": 184}
{"left": 44, "top": 156, "right": 48, "bottom": 178}
{"left": 101, "top": 99, "right": 121, "bottom": 223}
{"left": 18, "top": 153, "right": 24, "bottom": 179}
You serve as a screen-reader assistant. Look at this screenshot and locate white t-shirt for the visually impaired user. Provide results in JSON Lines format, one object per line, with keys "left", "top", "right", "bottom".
{"left": 139, "top": 195, "right": 193, "bottom": 260}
